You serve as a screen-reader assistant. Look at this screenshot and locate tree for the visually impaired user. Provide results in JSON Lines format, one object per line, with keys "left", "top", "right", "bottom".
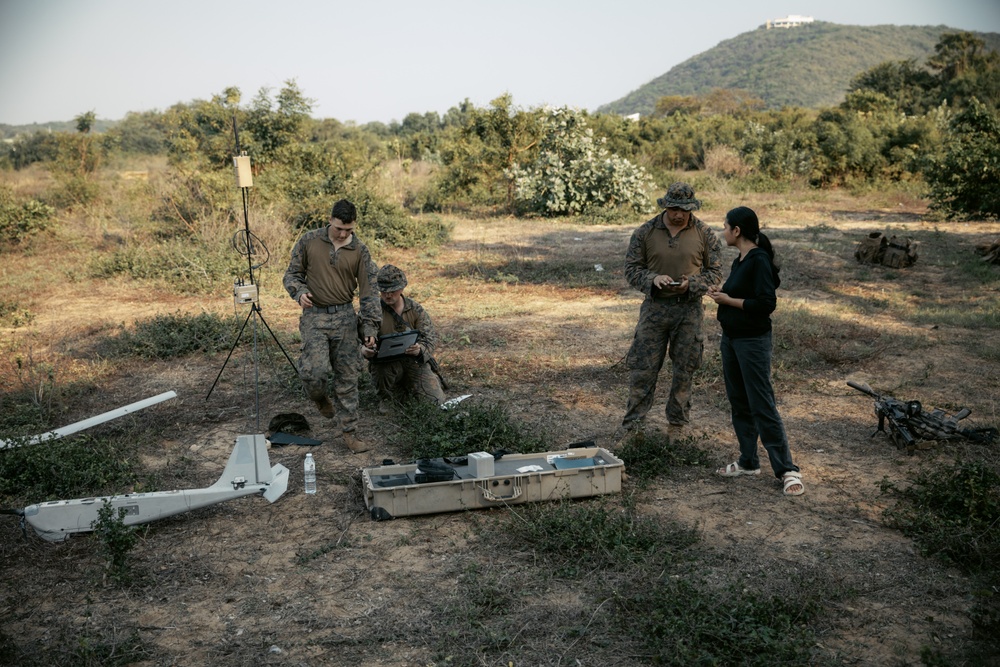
{"left": 436, "top": 94, "right": 542, "bottom": 209}
{"left": 925, "top": 99, "right": 1000, "bottom": 219}
{"left": 75, "top": 110, "right": 96, "bottom": 134}
{"left": 700, "top": 88, "right": 765, "bottom": 116}
{"left": 243, "top": 79, "right": 313, "bottom": 168}
{"left": 106, "top": 110, "right": 167, "bottom": 155}
{"left": 927, "top": 32, "right": 1000, "bottom": 110}
{"left": 810, "top": 107, "right": 887, "bottom": 184}
{"left": 653, "top": 95, "right": 702, "bottom": 118}
{"left": 5, "top": 131, "right": 62, "bottom": 169}
{"left": 849, "top": 33, "right": 1000, "bottom": 114}
{"left": 848, "top": 60, "right": 937, "bottom": 115}
{"left": 737, "top": 112, "right": 815, "bottom": 181}
{"left": 163, "top": 87, "right": 243, "bottom": 168}
{"left": 840, "top": 90, "right": 899, "bottom": 115}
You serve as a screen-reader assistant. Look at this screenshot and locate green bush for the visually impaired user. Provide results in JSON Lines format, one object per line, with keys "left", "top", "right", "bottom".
{"left": 49, "top": 173, "right": 102, "bottom": 208}
{"left": 0, "top": 436, "right": 139, "bottom": 505}
{"left": 2, "top": 131, "right": 62, "bottom": 169}
{"left": 390, "top": 398, "right": 545, "bottom": 460}
{"left": 360, "top": 199, "right": 452, "bottom": 249}
{"left": 0, "top": 300, "right": 34, "bottom": 327}
{"left": 100, "top": 311, "right": 236, "bottom": 359}
{"left": 88, "top": 240, "right": 242, "bottom": 292}
{"left": 0, "top": 184, "right": 56, "bottom": 245}
{"left": 616, "top": 428, "right": 713, "bottom": 482}
{"left": 925, "top": 99, "right": 1000, "bottom": 220}
{"left": 618, "top": 576, "right": 822, "bottom": 666}
{"left": 880, "top": 459, "right": 1000, "bottom": 649}
{"left": 495, "top": 500, "right": 698, "bottom": 576}
{"left": 0, "top": 392, "right": 47, "bottom": 434}
{"left": 92, "top": 500, "right": 140, "bottom": 584}
{"left": 151, "top": 170, "right": 235, "bottom": 233}
{"left": 509, "top": 107, "right": 654, "bottom": 217}
{"left": 287, "top": 189, "right": 452, "bottom": 250}
{"left": 879, "top": 460, "right": 1000, "bottom": 573}
{"left": 0, "top": 622, "right": 148, "bottom": 667}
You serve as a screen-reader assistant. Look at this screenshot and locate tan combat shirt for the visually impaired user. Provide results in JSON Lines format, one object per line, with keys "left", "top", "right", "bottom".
{"left": 282, "top": 225, "right": 380, "bottom": 336}
{"left": 624, "top": 212, "right": 723, "bottom": 299}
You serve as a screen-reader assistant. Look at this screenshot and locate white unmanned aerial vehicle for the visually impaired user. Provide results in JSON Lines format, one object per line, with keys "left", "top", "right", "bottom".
{"left": 2, "top": 392, "right": 289, "bottom": 542}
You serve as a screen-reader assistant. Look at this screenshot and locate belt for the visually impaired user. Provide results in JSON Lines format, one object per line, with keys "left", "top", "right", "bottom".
{"left": 305, "top": 303, "right": 353, "bottom": 313}
{"left": 652, "top": 294, "right": 693, "bottom": 305}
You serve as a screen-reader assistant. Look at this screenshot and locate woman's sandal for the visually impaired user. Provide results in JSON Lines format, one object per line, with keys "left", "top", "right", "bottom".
{"left": 782, "top": 471, "right": 805, "bottom": 496}
{"left": 716, "top": 461, "right": 761, "bottom": 477}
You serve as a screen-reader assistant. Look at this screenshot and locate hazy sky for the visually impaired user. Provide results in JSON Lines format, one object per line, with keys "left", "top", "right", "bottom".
{"left": 2, "top": 0, "right": 998, "bottom": 126}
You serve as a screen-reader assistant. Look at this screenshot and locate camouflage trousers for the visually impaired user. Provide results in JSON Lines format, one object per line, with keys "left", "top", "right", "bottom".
{"left": 623, "top": 298, "right": 705, "bottom": 427}
{"left": 371, "top": 357, "right": 446, "bottom": 405}
{"left": 297, "top": 310, "right": 362, "bottom": 432}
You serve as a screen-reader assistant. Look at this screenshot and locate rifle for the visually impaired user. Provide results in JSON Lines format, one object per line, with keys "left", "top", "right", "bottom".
{"left": 847, "top": 381, "right": 997, "bottom": 452}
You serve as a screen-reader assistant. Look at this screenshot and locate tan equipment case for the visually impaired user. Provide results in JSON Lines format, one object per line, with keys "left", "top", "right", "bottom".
{"left": 362, "top": 446, "right": 624, "bottom": 520}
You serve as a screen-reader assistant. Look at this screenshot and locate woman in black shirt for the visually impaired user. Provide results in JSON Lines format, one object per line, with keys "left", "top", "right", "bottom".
{"left": 707, "top": 207, "right": 803, "bottom": 496}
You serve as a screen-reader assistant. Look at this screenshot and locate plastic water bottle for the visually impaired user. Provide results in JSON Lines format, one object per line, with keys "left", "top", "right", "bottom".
{"left": 303, "top": 453, "right": 317, "bottom": 494}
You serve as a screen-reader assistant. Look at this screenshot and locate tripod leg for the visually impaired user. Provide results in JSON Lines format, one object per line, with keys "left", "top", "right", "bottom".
{"left": 254, "top": 306, "right": 298, "bottom": 375}
{"left": 206, "top": 308, "right": 255, "bottom": 400}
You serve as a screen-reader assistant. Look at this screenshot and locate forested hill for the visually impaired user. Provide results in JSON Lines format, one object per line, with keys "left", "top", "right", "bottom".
{"left": 599, "top": 22, "right": 1000, "bottom": 115}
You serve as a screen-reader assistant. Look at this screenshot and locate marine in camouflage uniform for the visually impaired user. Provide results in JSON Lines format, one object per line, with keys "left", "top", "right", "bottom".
{"left": 283, "top": 199, "right": 380, "bottom": 452}
{"left": 363, "top": 265, "right": 446, "bottom": 408}
{"left": 622, "top": 183, "right": 723, "bottom": 430}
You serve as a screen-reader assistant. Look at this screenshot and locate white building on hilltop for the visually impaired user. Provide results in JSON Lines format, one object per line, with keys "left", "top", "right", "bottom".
{"left": 765, "top": 15, "right": 815, "bottom": 29}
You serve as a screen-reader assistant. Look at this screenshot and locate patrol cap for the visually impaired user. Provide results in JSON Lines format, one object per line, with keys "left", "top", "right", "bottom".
{"left": 656, "top": 182, "right": 701, "bottom": 211}
{"left": 377, "top": 264, "right": 407, "bottom": 292}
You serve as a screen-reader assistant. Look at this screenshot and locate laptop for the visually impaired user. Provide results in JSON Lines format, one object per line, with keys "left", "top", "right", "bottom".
{"left": 374, "top": 330, "right": 420, "bottom": 361}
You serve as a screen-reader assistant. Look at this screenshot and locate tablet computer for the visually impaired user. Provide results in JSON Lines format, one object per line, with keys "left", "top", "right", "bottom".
{"left": 375, "top": 330, "right": 419, "bottom": 361}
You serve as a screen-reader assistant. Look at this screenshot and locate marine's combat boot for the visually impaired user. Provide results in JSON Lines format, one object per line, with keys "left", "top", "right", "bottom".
{"left": 313, "top": 396, "right": 335, "bottom": 419}
{"left": 342, "top": 430, "right": 371, "bottom": 453}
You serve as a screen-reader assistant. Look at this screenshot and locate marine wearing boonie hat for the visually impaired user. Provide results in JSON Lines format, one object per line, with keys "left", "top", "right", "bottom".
{"left": 656, "top": 182, "right": 701, "bottom": 211}
{"left": 377, "top": 264, "right": 407, "bottom": 292}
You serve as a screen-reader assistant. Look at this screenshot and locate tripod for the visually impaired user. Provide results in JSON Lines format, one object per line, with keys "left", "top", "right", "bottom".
{"left": 206, "top": 118, "right": 297, "bottom": 433}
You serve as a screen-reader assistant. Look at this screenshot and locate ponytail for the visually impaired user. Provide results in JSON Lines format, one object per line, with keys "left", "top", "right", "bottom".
{"left": 726, "top": 206, "right": 781, "bottom": 288}
{"left": 757, "top": 232, "right": 781, "bottom": 288}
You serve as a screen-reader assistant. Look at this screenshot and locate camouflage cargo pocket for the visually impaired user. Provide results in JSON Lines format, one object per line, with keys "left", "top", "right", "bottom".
{"left": 882, "top": 236, "right": 917, "bottom": 268}
{"left": 855, "top": 232, "right": 887, "bottom": 264}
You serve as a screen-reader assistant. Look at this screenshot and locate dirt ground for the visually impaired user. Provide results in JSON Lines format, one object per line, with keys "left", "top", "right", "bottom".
{"left": 2, "top": 194, "right": 999, "bottom": 666}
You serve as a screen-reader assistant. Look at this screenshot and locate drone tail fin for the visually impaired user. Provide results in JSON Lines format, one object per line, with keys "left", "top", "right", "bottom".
{"left": 209, "top": 434, "right": 288, "bottom": 503}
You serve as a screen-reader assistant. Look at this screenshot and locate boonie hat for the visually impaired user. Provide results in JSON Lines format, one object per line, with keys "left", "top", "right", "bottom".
{"left": 377, "top": 264, "right": 407, "bottom": 292}
{"left": 656, "top": 182, "right": 701, "bottom": 211}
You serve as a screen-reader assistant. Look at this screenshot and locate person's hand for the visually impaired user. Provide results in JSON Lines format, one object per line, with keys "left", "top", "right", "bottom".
{"left": 653, "top": 274, "right": 687, "bottom": 293}
{"left": 298, "top": 293, "right": 314, "bottom": 308}
{"left": 361, "top": 345, "right": 376, "bottom": 359}
{"left": 405, "top": 343, "right": 422, "bottom": 357}
{"left": 363, "top": 336, "right": 377, "bottom": 349}
{"left": 652, "top": 274, "right": 673, "bottom": 289}
{"left": 708, "top": 290, "right": 728, "bottom": 305}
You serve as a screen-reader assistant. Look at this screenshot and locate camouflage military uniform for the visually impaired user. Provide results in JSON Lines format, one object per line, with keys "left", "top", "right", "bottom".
{"left": 283, "top": 226, "right": 380, "bottom": 434}
{"left": 622, "top": 184, "right": 723, "bottom": 429}
{"left": 371, "top": 297, "right": 445, "bottom": 404}
{"left": 369, "top": 264, "right": 445, "bottom": 405}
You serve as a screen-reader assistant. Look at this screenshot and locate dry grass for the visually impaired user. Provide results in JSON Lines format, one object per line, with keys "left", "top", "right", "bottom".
{"left": 2, "top": 168, "right": 1000, "bottom": 665}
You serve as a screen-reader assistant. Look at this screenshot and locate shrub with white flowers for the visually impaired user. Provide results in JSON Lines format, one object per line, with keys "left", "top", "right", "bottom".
{"left": 507, "top": 107, "right": 653, "bottom": 217}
